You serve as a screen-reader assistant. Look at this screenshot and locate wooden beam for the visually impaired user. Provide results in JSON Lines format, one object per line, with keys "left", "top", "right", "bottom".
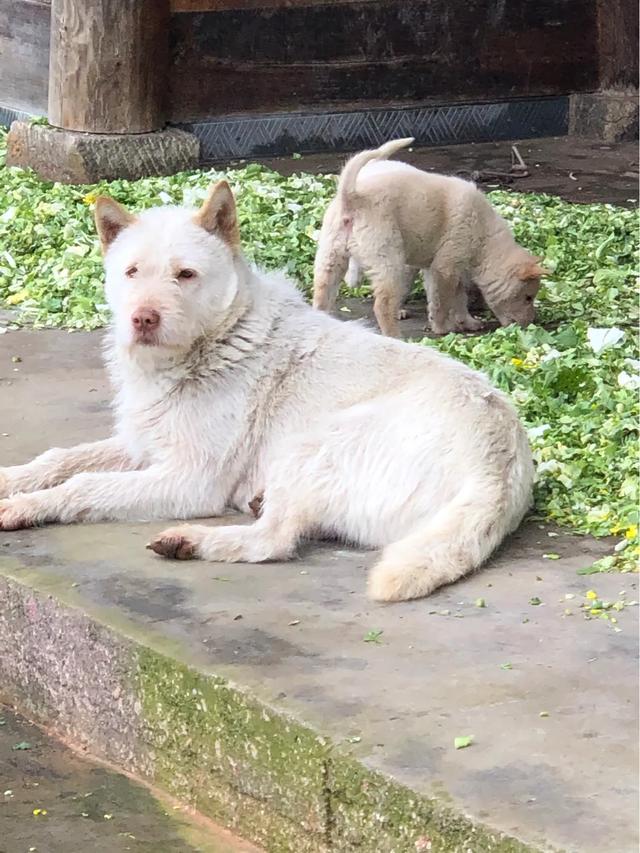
{"left": 168, "top": 0, "right": 599, "bottom": 120}
{"left": 48, "top": 0, "right": 169, "bottom": 134}
{"left": 170, "top": 0, "right": 382, "bottom": 10}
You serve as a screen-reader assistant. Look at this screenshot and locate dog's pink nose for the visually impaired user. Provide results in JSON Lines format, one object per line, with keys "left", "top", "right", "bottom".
{"left": 131, "top": 308, "right": 160, "bottom": 330}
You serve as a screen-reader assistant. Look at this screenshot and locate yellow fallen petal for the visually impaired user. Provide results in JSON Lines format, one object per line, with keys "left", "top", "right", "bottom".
{"left": 6, "top": 290, "right": 28, "bottom": 306}
{"left": 586, "top": 589, "right": 597, "bottom": 600}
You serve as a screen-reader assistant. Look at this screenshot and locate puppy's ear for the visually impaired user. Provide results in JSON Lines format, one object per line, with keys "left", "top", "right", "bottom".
{"left": 194, "top": 180, "right": 240, "bottom": 249}
{"left": 519, "top": 258, "right": 549, "bottom": 282}
{"left": 94, "top": 197, "right": 136, "bottom": 253}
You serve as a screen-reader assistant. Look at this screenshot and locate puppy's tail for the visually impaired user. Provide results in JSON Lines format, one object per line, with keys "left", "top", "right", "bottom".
{"left": 368, "top": 439, "right": 533, "bottom": 602}
{"left": 338, "top": 137, "right": 414, "bottom": 215}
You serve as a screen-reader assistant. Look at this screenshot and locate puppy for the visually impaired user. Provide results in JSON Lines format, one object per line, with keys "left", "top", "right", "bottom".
{"left": 313, "top": 138, "right": 545, "bottom": 337}
{"left": 0, "top": 182, "right": 534, "bottom": 602}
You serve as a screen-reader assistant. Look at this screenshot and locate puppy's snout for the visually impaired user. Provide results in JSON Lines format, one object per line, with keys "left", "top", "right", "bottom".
{"left": 132, "top": 308, "right": 160, "bottom": 330}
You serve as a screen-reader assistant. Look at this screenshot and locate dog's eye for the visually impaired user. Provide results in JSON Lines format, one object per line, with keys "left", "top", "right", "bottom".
{"left": 177, "top": 269, "right": 196, "bottom": 280}
{"left": 126, "top": 266, "right": 138, "bottom": 278}
{"left": 525, "top": 295, "right": 533, "bottom": 303}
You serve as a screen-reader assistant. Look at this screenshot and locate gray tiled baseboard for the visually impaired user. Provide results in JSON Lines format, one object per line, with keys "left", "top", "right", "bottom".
{"left": 0, "top": 106, "right": 29, "bottom": 128}
{"left": 1, "top": 96, "right": 569, "bottom": 164}
{"left": 185, "top": 96, "right": 569, "bottom": 161}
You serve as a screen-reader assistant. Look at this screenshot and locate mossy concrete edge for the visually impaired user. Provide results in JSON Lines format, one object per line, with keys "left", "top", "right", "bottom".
{"left": 0, "top": 572, "right": 549, "bottom": 853}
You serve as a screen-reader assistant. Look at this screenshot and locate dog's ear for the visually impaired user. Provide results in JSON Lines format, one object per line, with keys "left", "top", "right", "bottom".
{"left": 519, "top": 258, "right": 549, "bottom": 282}
{"left": 94, "top": 197, "right": 136, "bottom": 253}
{"left": 194, "top": 181, "right": 240, "bottom": 249}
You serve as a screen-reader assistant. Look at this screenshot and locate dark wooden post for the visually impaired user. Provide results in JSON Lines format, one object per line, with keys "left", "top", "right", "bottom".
{"left": 48, "top": 0, "right": 169, "bottom": 134}
{"left": 596, "top": 0, "right": 639, "bottom": 88}
{"left": 6, "top": 0, "right": 198, "bottom": 181}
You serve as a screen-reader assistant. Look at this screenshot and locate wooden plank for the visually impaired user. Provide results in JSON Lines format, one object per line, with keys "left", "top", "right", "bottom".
{"left": 0, "top": 0, "right": 51, "bottom": 114}
{"left": 48, "top": 0, "right": 169, "bottom": 133}
{"left": 171, "top": 0, "right": 381, "bottom": 10}
{"left": 168, "top": 0, "right": 599, "bottom": 120}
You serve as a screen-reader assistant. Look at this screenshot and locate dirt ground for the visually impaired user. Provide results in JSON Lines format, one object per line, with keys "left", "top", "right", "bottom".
{"left": 249, "top": 135, "right": 639, "bottom": 207}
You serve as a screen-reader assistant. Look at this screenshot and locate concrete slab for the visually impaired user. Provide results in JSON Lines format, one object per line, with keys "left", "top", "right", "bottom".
{"left": 0, "top": 706, "right": 260, "bottom": 853}
{"left": 1, "top": 329, "right": 638, "bottom": 853}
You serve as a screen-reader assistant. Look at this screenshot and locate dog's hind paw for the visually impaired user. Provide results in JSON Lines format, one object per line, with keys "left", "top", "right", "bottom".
{"left": 147, "top": 529, "right": 196, "bottom": 560}
{"left": 248, "top": 491, "right": 264, "bottom": 518}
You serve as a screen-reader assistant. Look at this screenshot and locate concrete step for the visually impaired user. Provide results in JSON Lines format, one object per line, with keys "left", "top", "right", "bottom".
{"left": 0, "top": 330, "right": 638, "bottom": 853}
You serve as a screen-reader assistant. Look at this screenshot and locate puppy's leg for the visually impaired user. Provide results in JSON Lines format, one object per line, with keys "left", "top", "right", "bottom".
{"left": 367, "top": 256, "right": 410, "bottom": 337}
{"left": 396, "top": 266, "right": 418, "bottom": 320}
{"left": 450, "top": 281, "right": 483, "bottom": 332}
{"left": 312, "top": 205, "right": 349, "bottom": 313}
{"left": 423, "top": 269, "right": 456, "bottom": 335}
{"left": 370, "top": 285, "right": 401, "bottom": 337}
{"left": 0, "top": 465, "right": 226, "bottom": 530}
{"left": 0, "top": 437, "right": 135, "bottom": 499}
{"left": 344, "top": 257, "right": 361, "bottom": 289}
{"left": 313, "top": 253, "right": 347, "bottom": 313}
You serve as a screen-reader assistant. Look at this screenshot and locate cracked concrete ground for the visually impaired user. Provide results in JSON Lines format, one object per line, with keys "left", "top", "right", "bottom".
{"left": 0, "top": 328, "right": 638, "bottom": 852}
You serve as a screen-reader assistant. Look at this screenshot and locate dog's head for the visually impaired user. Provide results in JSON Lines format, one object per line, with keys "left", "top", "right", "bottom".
{"left": 483, "top": 254, "right": 546, "bottom": 328}
{"left": 95, "top": 181, "right": 243, "bottom": 351}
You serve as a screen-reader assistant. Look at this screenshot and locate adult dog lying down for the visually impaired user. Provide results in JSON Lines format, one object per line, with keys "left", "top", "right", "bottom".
{"left": 0, "top": 183, "right": 534, "bottom": 602}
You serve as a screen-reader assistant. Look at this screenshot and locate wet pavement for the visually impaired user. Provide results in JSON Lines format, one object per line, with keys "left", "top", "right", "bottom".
{"left": 0, "top": 707, "right": 260, "bottom": 853}
{"left": 249, "top": 135, "right": 639, "bottom": 207}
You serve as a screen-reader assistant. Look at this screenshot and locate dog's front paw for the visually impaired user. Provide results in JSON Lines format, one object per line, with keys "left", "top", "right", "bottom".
{"left": 147, "top": 527, "right": 198, "bottom": 560}
{"left": 0, "top": 495, "right": 37, "bottom": 531}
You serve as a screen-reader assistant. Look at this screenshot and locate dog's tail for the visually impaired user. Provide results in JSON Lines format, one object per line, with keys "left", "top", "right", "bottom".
{"left": 368, "top": 433, "right": 533, "bottom": 602}
{"left": 338, "top": 137, "right": 414, "bottom": 215}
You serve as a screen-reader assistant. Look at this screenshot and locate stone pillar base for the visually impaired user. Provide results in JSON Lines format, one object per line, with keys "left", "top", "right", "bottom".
{"left": 569, "top": 90, "right": 639, "bottom": 143}
{"left": 6, "top": 122, "right": 200, "bottom": 184}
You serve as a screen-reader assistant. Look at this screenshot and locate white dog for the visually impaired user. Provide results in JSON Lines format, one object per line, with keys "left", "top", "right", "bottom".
{"left": 313, "top": 138, "right": 545, "bottom": 337}
{"left": 0, "top": 182, "right": 534, "bottom": 602}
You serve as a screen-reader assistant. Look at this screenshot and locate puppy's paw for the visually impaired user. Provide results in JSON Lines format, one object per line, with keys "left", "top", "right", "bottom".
{"left": 428, "top": 325, "right": 452, "bottom": 337}
{"left": 0, "top": 495, "right": 37, "bottom": 531}
{"left": 456, "top": 316, "right": 483, "bottom": 332}
{"left": 396, "top": 308, "right": 411, "bottom": 321}
{"left": 147, "top": 527, "right": 198, "bottom": 560}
